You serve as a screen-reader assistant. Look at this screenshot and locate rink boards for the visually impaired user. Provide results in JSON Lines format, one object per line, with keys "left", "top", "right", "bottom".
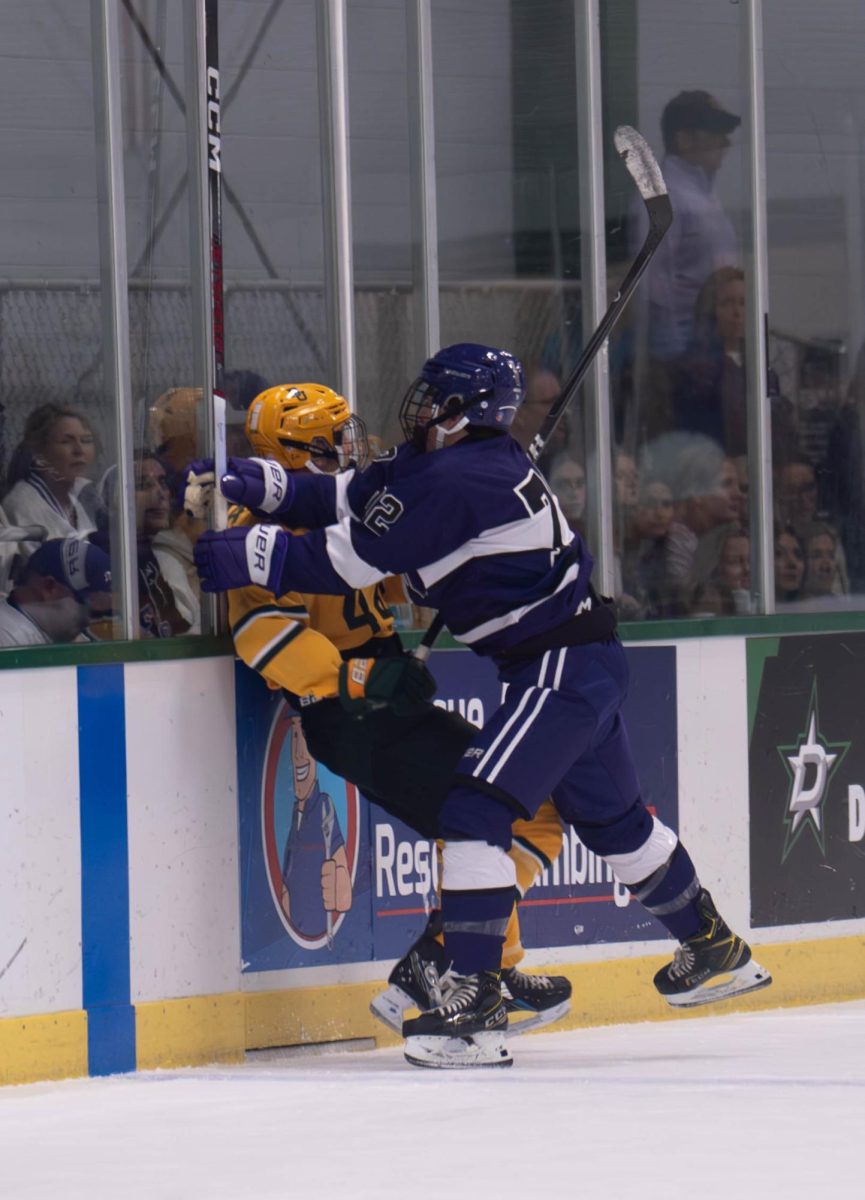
{"left": 1, "top": 635, "right": 864, "bottom": 1084}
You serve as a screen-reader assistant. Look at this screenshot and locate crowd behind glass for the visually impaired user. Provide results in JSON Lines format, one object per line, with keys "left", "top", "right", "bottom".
{"left": 2, "top": 6, "right": 864, "bottom": 649}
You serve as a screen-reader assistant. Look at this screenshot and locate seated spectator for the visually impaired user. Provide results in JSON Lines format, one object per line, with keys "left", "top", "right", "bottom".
{"left": 731, "top": 454, "right": 749, "bottom": 527}
{"left": 612, "top": 449, "right": 642, "bottom": 617}
{"left": 0, "top": 536, "right": 112, "bottom": 647}
{"left": 547, "top": 454, "right": 586, "bottom": 536}
{"left": 774, "top": 524, "right": 806, "bottom": 606}
{"left": 2, "top": 404, "right": 100, "bottom": 555}
{"left": 823, "top": 343, "right": 865, "bottom": 591}
{"left": 776, "top": 459, "right": 820, "bottom": 533}
{"left": 510, "top": 367, "right": 573, "bottom": 472}
{"left": 673, "top": 267, "right": 796, "bottom": 465}
{"left": 136, "top": 453, "right": 200, "bottom": 634}
{"left": 624, "top": 476, "right": 694, "bottom": 619}
{"left": 801, "top": 520, "right": 847, "bottom": 601}
{"left": 97, "top": 452, "right": 193, "bottom": 638}
{"left": 692, "top": 527, "right": 752, "bottom": 616}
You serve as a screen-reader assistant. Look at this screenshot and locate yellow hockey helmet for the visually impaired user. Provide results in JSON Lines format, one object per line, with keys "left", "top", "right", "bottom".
{"left": 245, "top": 383, "right": 369, "bottom": 472}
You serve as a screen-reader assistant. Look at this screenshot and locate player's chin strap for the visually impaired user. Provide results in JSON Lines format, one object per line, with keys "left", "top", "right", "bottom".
{"left": 431, "top": 413, "right": 470, "bottom": 448}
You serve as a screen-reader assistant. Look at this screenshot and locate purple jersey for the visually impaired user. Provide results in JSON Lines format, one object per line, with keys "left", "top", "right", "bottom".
{"left": 282, "top": 436, "right": 593, "bottom": 656}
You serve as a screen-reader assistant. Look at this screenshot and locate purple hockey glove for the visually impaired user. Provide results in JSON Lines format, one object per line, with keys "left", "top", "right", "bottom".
{"left": 193, "top": 525, "right": 289, "bottom": 594}
{"left": 183, "top": 456, "right": 294, "bottom": 518}
{"left": 220, "top": 457, "right": 294, "bottom": 514}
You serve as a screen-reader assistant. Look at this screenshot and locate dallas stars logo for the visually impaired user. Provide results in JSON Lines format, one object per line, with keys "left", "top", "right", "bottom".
{"left": 776, "top": 682, "right": 849, "bottom": 861}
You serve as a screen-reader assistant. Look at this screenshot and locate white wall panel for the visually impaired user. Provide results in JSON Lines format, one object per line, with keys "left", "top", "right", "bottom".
{"left": 0, "top": 669, "right": 81, "bottom": 1017}
{"left": 125, "top": 658, "right": 241, "bottom": 1002}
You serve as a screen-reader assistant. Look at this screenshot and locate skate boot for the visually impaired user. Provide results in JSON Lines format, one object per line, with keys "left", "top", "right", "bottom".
{"left": 369, "top": 911, "right": 454, "bottom": 1033}
{"left": 501, "top": 967, "right": 572, "bottom": 1035}
{"left": 403, "top": 970, "right": 512, "bottom": 1069}
{"left": 654, "top": 889, "right": 772, "bottom": 1008}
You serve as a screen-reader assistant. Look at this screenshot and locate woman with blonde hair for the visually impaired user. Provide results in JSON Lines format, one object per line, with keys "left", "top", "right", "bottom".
{"left": 3, "top": 403, "right": 100, "bottom": 556}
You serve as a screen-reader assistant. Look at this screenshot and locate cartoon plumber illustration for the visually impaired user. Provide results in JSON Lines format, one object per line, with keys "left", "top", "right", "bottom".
{"left": 279, "top": 715, "right": 353, "bottom": 942}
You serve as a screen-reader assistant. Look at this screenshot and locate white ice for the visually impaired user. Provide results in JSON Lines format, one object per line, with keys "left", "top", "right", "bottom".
{"left": 1, "top": 1000, "right": 862, "bottom": 1200}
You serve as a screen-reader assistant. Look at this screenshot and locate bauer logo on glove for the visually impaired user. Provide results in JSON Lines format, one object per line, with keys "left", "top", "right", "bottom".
{"left": 194, "top": 524, "right": 289, "bottom": 594}
{"left": 338, "top": 653, "right": 436, "bottom": 717}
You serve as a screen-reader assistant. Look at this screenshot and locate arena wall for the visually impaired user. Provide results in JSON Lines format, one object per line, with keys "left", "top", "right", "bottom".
{"left": 1, "top": 635, "right": 863, "bottom": 1086}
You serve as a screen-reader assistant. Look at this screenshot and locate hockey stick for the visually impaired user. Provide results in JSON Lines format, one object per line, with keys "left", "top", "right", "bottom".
{"left": 204, "top": 0, "right": 228, "bottom": 532}
{"left": 413, "top": 125, "right": 671, "bottom": 662}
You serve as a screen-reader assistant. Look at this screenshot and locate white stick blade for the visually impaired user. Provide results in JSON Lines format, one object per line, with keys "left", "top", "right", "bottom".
{"left": 614, "top": 124, "right": 667, "bottom": 200}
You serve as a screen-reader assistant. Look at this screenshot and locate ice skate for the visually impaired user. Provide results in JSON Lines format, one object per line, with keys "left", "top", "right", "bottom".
{"left": 369, "top": 912, "right": 454, "bottom": 1033}
{"left": 654, "top": 889, "right": 772, "bottom": 1009}
{"left": 501, "top": 966, "right": 572, "bottom": 1035}
{"left": 403, "top": 971, "right": 512, "bottom": 1069}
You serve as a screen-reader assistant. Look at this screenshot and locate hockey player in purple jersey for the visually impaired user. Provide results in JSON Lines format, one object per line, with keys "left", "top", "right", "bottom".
{"left": 194, "top": 343, "right": 772, "bottom": 1069}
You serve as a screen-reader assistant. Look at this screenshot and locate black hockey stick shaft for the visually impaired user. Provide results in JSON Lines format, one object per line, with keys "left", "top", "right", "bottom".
{"left": 204, "top": 0, "right": 227, "bottom": 529}
{"left": 414, "top": 126, "right": 671, "bottom": 661}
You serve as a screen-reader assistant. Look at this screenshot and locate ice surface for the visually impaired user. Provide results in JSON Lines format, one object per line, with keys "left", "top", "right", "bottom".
{"left": 1, "top": 1000, "right": 862, "bottom": 1200}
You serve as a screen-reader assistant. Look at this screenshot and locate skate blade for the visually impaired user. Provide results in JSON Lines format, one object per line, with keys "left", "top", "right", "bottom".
{"left": 664, "top": 959, "right": 773, "bottom": 1009}
{"left": 404, "top": 1031, "right": 513, "bottom": 1070}
{"left": 369, "top": 985, "right": 415, "bottom": 1034}
{"left": 505, "top": 999, "right": 571, "bottom": 1037}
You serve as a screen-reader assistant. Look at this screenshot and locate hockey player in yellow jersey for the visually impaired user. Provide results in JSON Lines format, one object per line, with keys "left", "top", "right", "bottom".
{"left": 186, "top": 382, "right": 571, "bottom": 1033}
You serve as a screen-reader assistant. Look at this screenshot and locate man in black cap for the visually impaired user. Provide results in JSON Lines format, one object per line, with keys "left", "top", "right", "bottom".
{"left": 0, "top": 536, "right": 112, "bottom": 646}
{"left": 630, "top": 89, "right": 742, "bottom": 361}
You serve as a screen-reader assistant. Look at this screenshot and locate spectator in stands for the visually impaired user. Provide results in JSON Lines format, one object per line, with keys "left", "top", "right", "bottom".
{"left": 672, "top": 444, "right": 741, "bottom": 599}
{"left": 97, "top": 452, "right": 192, "bottom": 638}
{"left": 612, "top": 449, "right": 643, "bottom": 618}
{"left": 823, "top": 345, "right": 865, "bottom": 592}
{"left": 2, "top": 404, "right": 99, "bottom": 555}
{"left": 673, "top": 267, "right": 796, "bottom": 465}
{"left": 692, "top": 527, "right": 752, "bottom": 616}
{"left": 802, "top": 521, "right": 847, "bottom": 601}
{"left": 624, "top": 476, "right": 693, "bottom": 619}
{"left": 135, "top": 452, "right": 199, "bottom": 634}
{"left": 774, "top": 524, "right": 806, "bottom": 606}
{"left": 776, "top": 459, "right": 820, "bottom": 533}
{"left": 547, "top": 454, "right": 586, "bottom": 536}
{"left": 510, "top": 367, "right": 573, "bottom": 474}
{"left": 631, "top": 91, "right": 741, "bottom": 363}
{"left": 0, "top": 536, "right": 112, "bottom": 647}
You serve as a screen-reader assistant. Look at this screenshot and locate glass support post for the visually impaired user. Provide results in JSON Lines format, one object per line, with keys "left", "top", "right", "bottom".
{"left": 407, "top": 0, "right": 440, "bottom": 363}
{"left": 575, "top": 0, "right": 614, "bottom": 594}
{"left": 317, "top": 0, "right": 357, "bottom": 407}
{"left": 91, "top": 0, "right": 137, "bottom": 638}
{"left": 743, "top": 0, "right": 774, "bottom": 612}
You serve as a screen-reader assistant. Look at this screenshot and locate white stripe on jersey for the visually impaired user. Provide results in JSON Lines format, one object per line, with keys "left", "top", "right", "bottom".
{"left": 249, "top": 619, "right": 303, "bottom": 669}
{"left": 334, "top": 470, "right": 356, "bottom": 521}
{"left": 485, "top": 686, "right": 551, "bottom": 784}
{"left": 415, "top": 504, "right": 574, "bottom": 590}
{"left": 472, "top": 652, "right": 550, "bottom": 779}
{"left": 455, "top": 561, "right": 579, "bottom": 645}
{"left": 324, "top": 517, "right": 388, "bottom": 588}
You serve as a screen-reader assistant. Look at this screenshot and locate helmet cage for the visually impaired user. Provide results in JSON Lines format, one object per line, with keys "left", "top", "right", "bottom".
{"left": 399, "top": 378, "right": 480, "bottom": 449}
{"left": 278, "top": 412, "right": 369, "bottom": 472}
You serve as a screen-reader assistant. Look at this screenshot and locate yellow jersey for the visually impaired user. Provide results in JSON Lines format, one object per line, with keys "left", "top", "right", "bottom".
{"left": 226, "top": 505, "right": 395, "bottom": 697}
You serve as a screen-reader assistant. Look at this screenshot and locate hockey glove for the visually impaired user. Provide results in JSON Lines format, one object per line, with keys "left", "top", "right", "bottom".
{"left": 338, "top": 654, "right": 437, "bottom": 717}
{"left": 193, "top": 525, "right": 288, "bottom": 594}
{"left": 183, "top": 456, "right": 295, "bottom": 518}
